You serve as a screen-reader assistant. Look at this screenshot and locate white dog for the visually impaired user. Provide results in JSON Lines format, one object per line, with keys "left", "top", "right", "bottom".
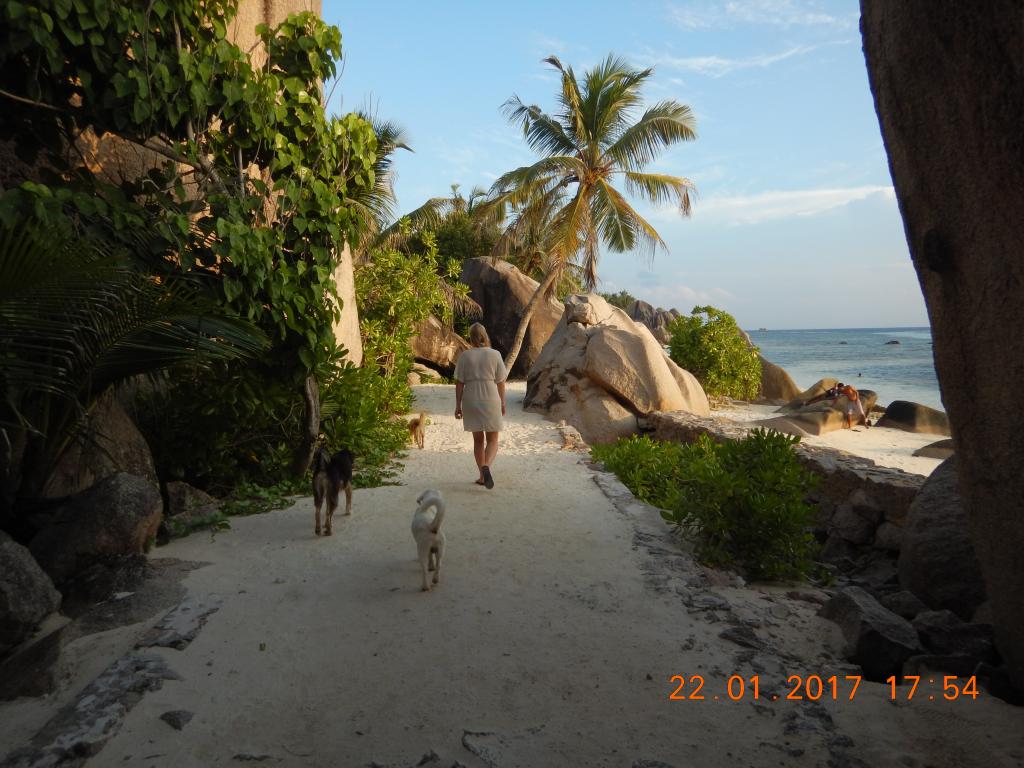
{"left": 411, "top": 490, "right": 446, "bottom": 591}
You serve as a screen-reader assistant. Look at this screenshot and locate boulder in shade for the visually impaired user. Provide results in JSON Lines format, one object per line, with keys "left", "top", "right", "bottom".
{"left": 29, "top": 472, "right": 163, "bottom": 588}
{"left": 756, "top": 354, "right": 802, "bottom": 404}
{"left": 43, "top": 392, "right": 158, "bottom": 498}
{"left": 0, "top": 532, "right": 61, "bottom": 655}
{"left": 819, "top": 586, "right": 922, "bottom": 681}
{"left": 410, "top": 316, "right": 470, "bottom": 376}
{"left": 876, "top": 400, "right": 951, "bottom": 436}
{"left": 460, "top": 258, "right": 563, "bottom": 377}
{"left": 898, "top": 457, "right": 985, "bottom": 620}
{"left": 913, "top": 438, "right": 955, "bottom": 459}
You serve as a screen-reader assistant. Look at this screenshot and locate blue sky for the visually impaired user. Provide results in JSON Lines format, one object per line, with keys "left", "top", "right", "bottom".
{"left": 322, "top": 0, "right": 927, "bottom": 330}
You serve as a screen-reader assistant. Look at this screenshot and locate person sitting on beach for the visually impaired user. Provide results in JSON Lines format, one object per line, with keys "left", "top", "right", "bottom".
{"left": 840, "top": 383, "right": 869, "bottom": 429}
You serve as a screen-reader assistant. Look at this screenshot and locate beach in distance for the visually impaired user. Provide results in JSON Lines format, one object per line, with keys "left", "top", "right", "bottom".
{"left": 748, "top": 327, "right": 941, "bottom": 410}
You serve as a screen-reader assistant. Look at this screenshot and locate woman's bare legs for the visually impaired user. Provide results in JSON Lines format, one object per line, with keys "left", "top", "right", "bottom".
{"left": 483, "top": 432, "right": 500, "bottom": 469}
{"left": 472, "top": 431, "right": 486, "bottom": 483}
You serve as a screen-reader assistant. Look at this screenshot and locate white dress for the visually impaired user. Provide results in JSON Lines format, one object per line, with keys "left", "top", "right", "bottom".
{"left": 454, "top": 347, "right": 508, "bottom": 432}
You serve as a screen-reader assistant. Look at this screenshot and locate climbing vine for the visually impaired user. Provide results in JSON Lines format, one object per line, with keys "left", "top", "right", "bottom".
{"left": 0, "top": 1, "right": 385, "bottom": 490}
{"left": 0, "top": 0, "right": 376, "bottom": 375}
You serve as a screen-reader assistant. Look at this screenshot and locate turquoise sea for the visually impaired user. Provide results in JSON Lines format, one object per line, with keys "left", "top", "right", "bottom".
{"left": 746, "top": 327, "right": 942, "bottom": 410}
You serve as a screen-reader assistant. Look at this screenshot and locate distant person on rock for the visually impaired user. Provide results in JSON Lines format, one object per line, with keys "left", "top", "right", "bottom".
{"left": 804, "top": 382, "right": 869, "bottom": 429}
{"left": 454, "top": 323, "right": 507, "bottom": 489}
{"left": 803, "top": 382, "right": 845, "bottom": 407}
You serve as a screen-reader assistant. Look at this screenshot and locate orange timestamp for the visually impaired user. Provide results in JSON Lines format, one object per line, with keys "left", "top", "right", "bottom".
{"left": 667, "top": 674, "right": 981, "bottom": 702}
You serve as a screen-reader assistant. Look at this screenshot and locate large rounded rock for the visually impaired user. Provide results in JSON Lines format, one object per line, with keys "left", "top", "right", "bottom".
{"left": 410, "top": 316, "right": 471, "bottom": 376}
{"left": 525, "top": 294, "right": 709, "bottom": 444}
{"left": 757, "top": 355, "right": 802, "bottom": 403}
{"left": 460, "top": 258, "right": 563, "bottom": 377}
{"left": 0, "top": 532, "right": 61, "bottom": 654}
{"left": 29, "top": 473, "right": 163, "bottom": 588}
{"left": 898, "top": 457, "right": 985, "bottom": 620}
{"left": 876, "top": 400, "right": 951, "bottom": 435}
{"left": 43, "top": 392, "right": 157, "bottom": 498}
{"left": 913, "top": 438, "right": 955, "bottom": 460}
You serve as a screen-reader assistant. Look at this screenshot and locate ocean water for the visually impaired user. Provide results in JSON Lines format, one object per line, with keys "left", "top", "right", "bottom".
{"left": 746, "top": 327, "right": 943, "bottom": 410}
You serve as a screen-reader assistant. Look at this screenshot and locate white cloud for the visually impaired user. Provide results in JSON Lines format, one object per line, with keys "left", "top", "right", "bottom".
{"left": 647, "top": 284, "right": 732, "bottom": 308}
{"left": 678, "top": 185, "right": 896, "bottom": 225}
{"left": 669, "top": 0, "right": 856, "bottom": 30}
{"left": 646, "top": 39, "right": 850, "bottom": 78}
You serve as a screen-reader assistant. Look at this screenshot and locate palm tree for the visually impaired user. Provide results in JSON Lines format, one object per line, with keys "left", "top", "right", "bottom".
{"left": 492, "top": 54, "right": 698, "bottom": 371}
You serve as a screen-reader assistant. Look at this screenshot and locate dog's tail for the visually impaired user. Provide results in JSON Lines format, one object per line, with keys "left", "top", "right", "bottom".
{"left": 418, "top": 411, "right": 427, "bottom": 425}
{"left": 429, "top": 497, "right": 445, "bottom": 534}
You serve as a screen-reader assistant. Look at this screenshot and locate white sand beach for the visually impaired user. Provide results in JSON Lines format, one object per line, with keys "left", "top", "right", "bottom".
{"left": 713, "top": 401, "right": 946, "bottom": 477}
{"left": 2, "top": 383, "right": 1019, "bottom": 768}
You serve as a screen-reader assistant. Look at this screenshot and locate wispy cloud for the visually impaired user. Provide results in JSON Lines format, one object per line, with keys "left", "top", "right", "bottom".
{"left": 686, "top": 185, "right": 896, "bottom": 225}
{"left": 644, "top": 39, "right": 850, "bottom": 78}
{"left": 669, "top": 0, "right": 856, "bottom": 30}
{"left": 631, "top": 279, "right": 733, "bottom": 308}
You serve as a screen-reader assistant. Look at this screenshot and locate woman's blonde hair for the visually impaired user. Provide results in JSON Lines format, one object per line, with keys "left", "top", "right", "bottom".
{"left": 468, "top": 322, "right": 490, "bottom": 347}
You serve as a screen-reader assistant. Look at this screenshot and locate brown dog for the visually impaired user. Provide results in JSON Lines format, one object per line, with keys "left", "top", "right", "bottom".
{"left": 408, "top": 411, "right": 427, "bottom": 449}
{"left": 312, "top": 446, "right": 354, "bottom": 536}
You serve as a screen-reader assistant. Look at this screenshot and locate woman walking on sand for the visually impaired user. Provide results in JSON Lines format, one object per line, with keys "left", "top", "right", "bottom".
{"left": 454, "top": 323, "right": 507, "bottom": 488}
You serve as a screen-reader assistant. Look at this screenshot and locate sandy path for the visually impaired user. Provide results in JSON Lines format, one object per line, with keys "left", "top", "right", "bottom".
{"left": 12, "top": 384, "right": 1019, "bottom": 767}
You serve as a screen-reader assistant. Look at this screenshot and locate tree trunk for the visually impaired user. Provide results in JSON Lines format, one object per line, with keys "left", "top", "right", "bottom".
{"left": 861, "top": 0, "right": 1024, "bottom": 691}
{"left": 504, "top": 269, "right": 560, "bottom": 373}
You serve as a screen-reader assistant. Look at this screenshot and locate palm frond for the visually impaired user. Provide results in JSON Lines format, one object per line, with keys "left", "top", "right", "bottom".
{"left": 605, "top": 101, "right": 698, "bottom": 170}
{"left": 501, "top": 95, "right": 579, "bottom": 156}
{"left": 544, "top": 55, "right": 588, "bottom": 146}
{"left": 623, "top": 170, "right": 696, "bottom": 216}
{"left": 0, "top": 224, "right": 268, "bottom": 443}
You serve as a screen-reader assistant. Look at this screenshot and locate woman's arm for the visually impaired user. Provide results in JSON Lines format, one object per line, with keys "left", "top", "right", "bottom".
{"left": 455, "top": 381, "right": 464, "bottom": 419}
{"left": 497, "top": 380, "right": 506, "bottom": 416}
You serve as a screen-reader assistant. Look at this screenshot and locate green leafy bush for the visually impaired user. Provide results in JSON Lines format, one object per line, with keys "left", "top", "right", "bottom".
{"left": 591, "top": 435, "right": 685, "bottom": 508}
{"left": 668, "top": 305, "right": 761, "bottom": 400}
{"left": 593, "top": 430, "right": 818, "bottom": 580}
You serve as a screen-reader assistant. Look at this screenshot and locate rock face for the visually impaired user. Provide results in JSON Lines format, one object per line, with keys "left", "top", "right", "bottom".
{"left": 875, "top": 400, "right": 950, "bottom": 435}
{"left": 862, "top": 0, "right": 1024, "bottom": 689}
{"left": 525, "top": 294, "right": 710, "bottom": 444}
{"left": 625, "top": 300, "right": 678, "bottom": 345}
{"left": 0, "top": 532, "right": 61, "bottom": 654}
{"left": 819, "top": 586, "right": 922, "bottom": 681}
{"left": 460, "top": 258, "right": 564, "bottom": 377}
{"left": 410, "top": 316, "right": 470, "bottom": 376}
{"left": 756, "top": 355, "right": 801, "bottom": 404}
{"left": 42, "top": 393, "right": 158, "bottom": 498}
{"left": 29, "top": 473, "right": 163, "bottom": 587}
{"left": 331, "top": 242, "right": 363, "bottom": 367}
{"left": 898, "top": 458, "right": 985, "bottom": 620}
{"left": 165, "top": 482, "right": 220, "bottom": 520}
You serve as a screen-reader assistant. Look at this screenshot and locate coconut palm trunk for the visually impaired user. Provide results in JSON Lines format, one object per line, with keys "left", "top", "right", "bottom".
{"left": 504, "top": 268, "right": 560, "bottom": 372}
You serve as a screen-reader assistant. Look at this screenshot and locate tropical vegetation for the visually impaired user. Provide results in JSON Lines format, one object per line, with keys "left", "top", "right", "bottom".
{"left": 668, "top": 305, "right": 762, "bottom": 400}
{"left": 0, "top": 1, "right": 441, "bottom": 518}
{"left": 592, "top": 430, "right": 820, "bottom": 580}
